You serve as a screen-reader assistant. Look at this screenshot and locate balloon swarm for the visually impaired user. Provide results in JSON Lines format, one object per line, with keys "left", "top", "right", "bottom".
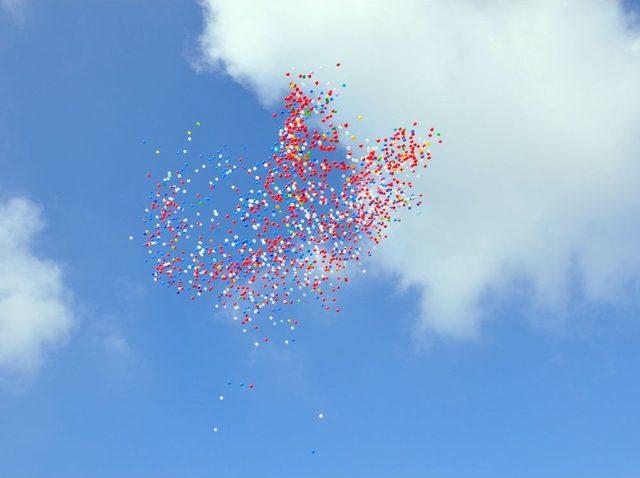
{"left": 142, "top": 66, "right": 442, "bottom": 345}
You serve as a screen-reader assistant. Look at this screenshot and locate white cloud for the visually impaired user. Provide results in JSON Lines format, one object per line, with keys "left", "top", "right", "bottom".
{"left": 198, "top": 0, "right": 640, "bottom": 339}
{"left": 0, "top": 198, "right": 74, "bottom": 375}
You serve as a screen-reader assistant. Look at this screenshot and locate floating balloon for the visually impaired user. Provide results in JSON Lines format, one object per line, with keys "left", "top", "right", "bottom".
{"left": 142, "top": 66, "right": 441, "bottom": 343}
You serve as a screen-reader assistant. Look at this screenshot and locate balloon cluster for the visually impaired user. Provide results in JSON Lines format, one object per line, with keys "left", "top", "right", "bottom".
{"left": 142, "top": 66, "right": 441, "bottom": 343}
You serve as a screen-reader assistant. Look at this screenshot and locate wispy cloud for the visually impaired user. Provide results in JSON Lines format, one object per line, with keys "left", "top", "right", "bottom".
{"left": 0, "top": 197, "right": 74, "bottom": 376}
{"left": 0, "top": 0, "right": 25, "bottom": 17}
{"left": 198, "top": 0, "right": 640, "bottom": 339}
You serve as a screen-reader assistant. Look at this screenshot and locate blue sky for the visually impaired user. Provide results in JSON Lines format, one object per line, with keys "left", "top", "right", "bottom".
{"left": 1, "top": 2, "right": 640, "bottom": 477}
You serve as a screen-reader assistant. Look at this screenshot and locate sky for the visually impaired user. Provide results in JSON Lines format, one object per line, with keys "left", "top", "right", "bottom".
{"left": 1, "top": 1, "right": 639, "bottom": 477}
